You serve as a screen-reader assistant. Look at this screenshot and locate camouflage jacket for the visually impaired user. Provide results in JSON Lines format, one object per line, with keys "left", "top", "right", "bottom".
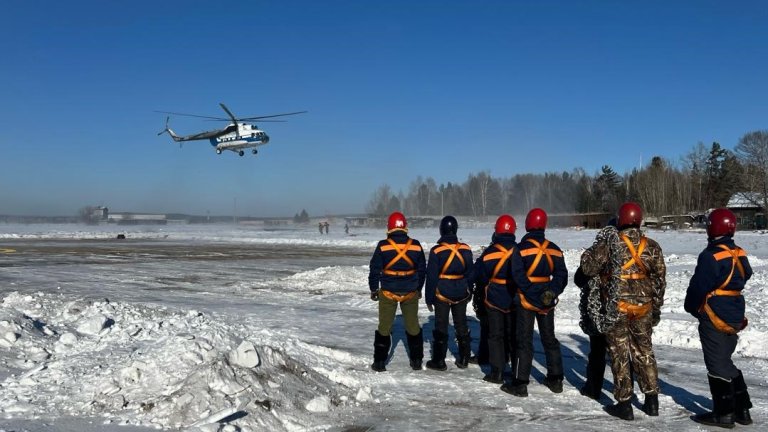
{"left": 580, "top": 227, "right": 666, "bottom": 313}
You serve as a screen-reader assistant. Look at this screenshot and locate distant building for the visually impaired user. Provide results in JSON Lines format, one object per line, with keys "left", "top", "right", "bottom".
{"left": 107, "top": 212, "right": 167, "bottom": 225}
{"left": 727, "top": 192, "right": 766, "bottom": 229}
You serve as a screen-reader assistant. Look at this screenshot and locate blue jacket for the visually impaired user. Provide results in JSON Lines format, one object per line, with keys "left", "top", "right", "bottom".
{"left": 472, "top": 233, "right": 527, "bottom": 312}
{"left": 425, "top": 234, "right": 474, "bottom": 306}
{"left": 515, "top": 230, "right": 569, "bottom": 310}
{"left": 684, "top": 236, "right": 752, "bottom": 325}
{"left": 369, "top": 231, "right": 426, "bottom": 294}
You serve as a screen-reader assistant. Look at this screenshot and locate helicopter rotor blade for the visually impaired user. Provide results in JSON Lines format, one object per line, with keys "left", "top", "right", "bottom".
{"left": 239, "top": 111, "right": 308, "bottom": 121}
{"left": 153, "top": 110, "right": 229, "bottom": 121}
{"left": 203, "top": 119, "right": 286, "bottom": 122}
{"left": 219, "top": 103, "right": 239, "bottom": 124}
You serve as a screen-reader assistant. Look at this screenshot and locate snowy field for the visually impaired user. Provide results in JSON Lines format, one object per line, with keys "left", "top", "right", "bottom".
{"left": 0, "top": 222, "right": 766, "bottom": 432}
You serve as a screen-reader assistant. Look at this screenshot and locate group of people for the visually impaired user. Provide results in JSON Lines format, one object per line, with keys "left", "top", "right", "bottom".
{"left": 367, "top": 204, "right": 754, "bottom": 428}
{"left": 318, "top": 221, "right": 330, "bottom": 234}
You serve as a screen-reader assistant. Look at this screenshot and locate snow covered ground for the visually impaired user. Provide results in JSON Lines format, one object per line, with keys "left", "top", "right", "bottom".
{"left": 0, "top": 222, "right": 766, "bottom": 431}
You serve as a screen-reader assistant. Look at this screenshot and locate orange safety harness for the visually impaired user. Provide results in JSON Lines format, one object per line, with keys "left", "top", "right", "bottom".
{"left": 699, "top": 244, "right": 748, "bottom": 334}
{"left": 378, "top": 238, "right": 422, "bottom": 303}
{"left": 434, "top": 242, "right": 471, "bottom": 305}
{"left": 620, "top": 235, "right": 648, "bottom": 280}
{"left": 483, "top": 244, "right": 516, "bottom": 313}
{"left": 518, "top": 239, "right": 562, "bottom": 314}
{"left": 615, "top": 235, "right": 652, "bottom": 319}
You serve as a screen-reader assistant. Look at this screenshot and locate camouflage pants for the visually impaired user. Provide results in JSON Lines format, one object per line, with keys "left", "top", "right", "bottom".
{"left": 605, "top": 312, "right": 659, "bottom": 402}
{"left": 378, "top": 295, "right": 421, "bottom": 337}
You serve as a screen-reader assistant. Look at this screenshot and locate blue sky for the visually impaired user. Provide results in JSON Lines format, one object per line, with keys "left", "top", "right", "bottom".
{"left": 1, "top": 0, "right": 766, "bottom": 217}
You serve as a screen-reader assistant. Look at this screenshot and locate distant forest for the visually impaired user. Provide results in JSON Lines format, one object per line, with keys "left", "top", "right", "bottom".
{"left": 367, "top": 130, "right": 768, "bottom": 218}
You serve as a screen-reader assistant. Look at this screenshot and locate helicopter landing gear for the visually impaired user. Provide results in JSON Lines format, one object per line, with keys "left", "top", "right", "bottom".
{"left": 216, "top": 149, "right": 222, "bottom": 155}
{"left": 252, "top": 149, "right": 258, "bottom": 155}
{"left": 238, "top": 150, "right": 245, "bottom": 157}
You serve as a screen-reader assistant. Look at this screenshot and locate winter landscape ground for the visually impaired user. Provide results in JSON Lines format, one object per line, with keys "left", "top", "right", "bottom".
{"left": 0, "top": 222, "right": 765, "bottom": 432}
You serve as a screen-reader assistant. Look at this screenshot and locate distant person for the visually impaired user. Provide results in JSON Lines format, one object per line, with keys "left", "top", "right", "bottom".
{"left": 473, "top": 215, "right": 526, "bottom": 384}
{"left": 345, "top": 223, "right": 349, "bottom": 235}
{"left": 368, "top": 212, "right": 427, "bottom": 372}
{"left": 325, "top": 222, "right": 329, "bottom": 234}
{"left": 580, "top": 202, "right": 666, "bottom": 420}
{"left": 505, "top": 208, "right": 568, "bottom": 397}
{"left": 425, "top": 216, "right": 474, "bottom": 370}
{"left": 319, "top": 222, "right": 324, "bottom": 235}
{"left": 685, "top": 209, "right": 753, "bottom": 428}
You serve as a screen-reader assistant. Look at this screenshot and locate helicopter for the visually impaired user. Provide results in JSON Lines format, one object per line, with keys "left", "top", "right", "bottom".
{"left": 156, "top": 103, "right": 306, "bottom": 156}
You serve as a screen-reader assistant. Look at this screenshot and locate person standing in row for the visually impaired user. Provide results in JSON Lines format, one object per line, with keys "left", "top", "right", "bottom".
{"left": 685, "top": 208, "right": 753, "bottom": 428}
{"left": 575, "top": 217, "right": 617, "bottom": 401}
{"left": 368, "top": 212, "right": 427, "bottom": 372}
{"left": 425, "top": 216, "right": 474, "bottom": 370}
{"left": 473, "top": 215, "right": 526, "bottom": 384}
{"left": 504, "top": 208, "right": 568, "bottom": 397}
{"left": 468, "top": 232, "right": 496, "bottom": 366}
{"left": 580, "top": 202, "right": 666, "bottom": 420}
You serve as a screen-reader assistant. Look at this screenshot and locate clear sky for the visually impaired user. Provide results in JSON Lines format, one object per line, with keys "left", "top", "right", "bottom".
{"left": 1, "top": 0, "right": 766, "bottom": 217}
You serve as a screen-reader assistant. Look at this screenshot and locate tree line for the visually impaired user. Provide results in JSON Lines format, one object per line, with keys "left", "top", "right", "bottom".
{"left": 367, "top": 130, "right": 768, "bottom": 218}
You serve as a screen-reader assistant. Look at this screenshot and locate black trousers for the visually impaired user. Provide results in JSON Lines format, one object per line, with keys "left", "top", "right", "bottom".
{"left": 585, "top": 334, "right": 607, "bottom": 393}
{"left": 434, "top": 300, "right": 469, "bottom": 338}
{"left": 699, "top": 317, "right": 740, "bottom": 379}
{"left": 513, "top": 307, "right": 563, "bottom": 383}
{"left": 487, "top": 308, "right": 515, "bottom": 373}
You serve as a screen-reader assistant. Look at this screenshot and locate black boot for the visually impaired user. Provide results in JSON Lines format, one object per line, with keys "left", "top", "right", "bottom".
{"left": 580, "top": 382, "right": 601, "bottom": 400}
{"left": 606, "top": 400, "right": 634, "bottom": 421}
{"left": 544, "top": 374, "right": 564, "bottom": 394}
{"left": 483, "top": 368, "right": 503, "bottom": 384}
{"left": 642, "top": 393, "right": 659, "bottom": 416}
{"left": 456, "top": 332, "right": 471, "bottom": 369}
{"left": 426, "top": 330, "right": 448, "bottom": 371}
{"left": 371, "top": 330, "right": 391, "bottom": 372}
{"left": 733, "top": 372, "right": 753, "bottom": 425}
{"left": 692, "top": 375, "right": 735, "bottom": 429}
{"left": 501, "top": 379, "right": 528, "bottom": 397}
{"left": 406, "top": 329, "right": 424, "bottom": 371}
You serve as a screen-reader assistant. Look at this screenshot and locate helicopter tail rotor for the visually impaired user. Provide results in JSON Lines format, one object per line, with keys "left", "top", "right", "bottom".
{"left": 157, "top": 117, "right": 182, "bottom": 143}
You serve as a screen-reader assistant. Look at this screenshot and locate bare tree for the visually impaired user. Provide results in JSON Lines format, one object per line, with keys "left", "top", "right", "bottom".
{"left": 735, "top": 130, "right": 768, "bottom": 211}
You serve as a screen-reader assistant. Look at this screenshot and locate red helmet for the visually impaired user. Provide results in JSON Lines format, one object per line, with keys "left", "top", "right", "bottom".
{"left": 525, "top": 208, "right": 547, "bottom": 231}
{"left": 495, "top": 214, "right": 517, "bottom": 235}
{"left": 618, "top": 202, "right": 643, "bottom": 228}
{"left": 707, "top": 208, "right": 737, "bottom": 238}
{"left": 387, "top": 211, "right": 407, "bottom": 233}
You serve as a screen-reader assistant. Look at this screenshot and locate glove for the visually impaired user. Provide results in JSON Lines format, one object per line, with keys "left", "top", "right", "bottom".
{"left": 540, "top": 290, "right": 556, "bottom": 306}
{"left": 370, "top": 291, "right": 379, "bottom": 301}
{"left": 652, "top": 309, "right": 661, "bottom": 327}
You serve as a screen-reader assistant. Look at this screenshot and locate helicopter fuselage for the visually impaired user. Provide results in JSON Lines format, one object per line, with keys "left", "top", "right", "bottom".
{"left": 209, "top": 123, "right": 270, "bottom": 152}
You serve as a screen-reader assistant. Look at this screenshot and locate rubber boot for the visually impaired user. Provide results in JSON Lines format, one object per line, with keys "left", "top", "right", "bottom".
{"left": 642, "top": 393, "right": 659, "bottom": 416}
{"left": 692, "top": 375, "right": 735, "bottom": 429}
{"left": 483, "top": 368, "right": 503, "bottom": 384}
{"left": 606, "top": 400, "right": 634, "bottom": 421}
{"left": 456, "top": 332, "right": 471, "bottom": 369}
{"left": 426, "top": 330, "right": 448, "bottom": 371}
{"left": 544, "top": 374, "right": 564, "bottom": 394}
{"left": 371, "top": 330, "right": 391, "bottom": 372}
{"left": 733, "top": 372, "right": 753, "bottom": 425}
{"left": 406, "top": 329, "right": 424, "bottom": 371}
{"left": 501, "top": 379, "right": 528, "bottom": 397}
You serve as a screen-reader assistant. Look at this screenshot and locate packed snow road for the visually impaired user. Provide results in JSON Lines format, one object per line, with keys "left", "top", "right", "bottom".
{"left": 0, "top": 224, "right": 765, "bottom": 431}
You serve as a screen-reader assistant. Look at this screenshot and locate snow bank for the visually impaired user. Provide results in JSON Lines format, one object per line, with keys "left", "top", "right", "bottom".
{"left": 0, "top": 292, "right": 369, "bottom": 431}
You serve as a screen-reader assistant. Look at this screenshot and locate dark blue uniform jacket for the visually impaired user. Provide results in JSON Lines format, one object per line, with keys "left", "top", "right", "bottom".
{"left": 515, "top": 230, "right": 569, "bottom": 310}
{"left": 368, "top": 231, "right": 426, "bottom": 295}
{"left": 425, "top": 234, "right": 474, "bottom": 306}
{"left": 472, "top": 233, "right": 527, "bottom": 311}
{"left": 684, "top": 236, "right": 752, "bottom": 325}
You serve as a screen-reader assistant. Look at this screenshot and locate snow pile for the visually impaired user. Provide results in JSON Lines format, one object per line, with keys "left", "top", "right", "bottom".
{"left": 0, "top": 292, "right": 368, "bottom": 431}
